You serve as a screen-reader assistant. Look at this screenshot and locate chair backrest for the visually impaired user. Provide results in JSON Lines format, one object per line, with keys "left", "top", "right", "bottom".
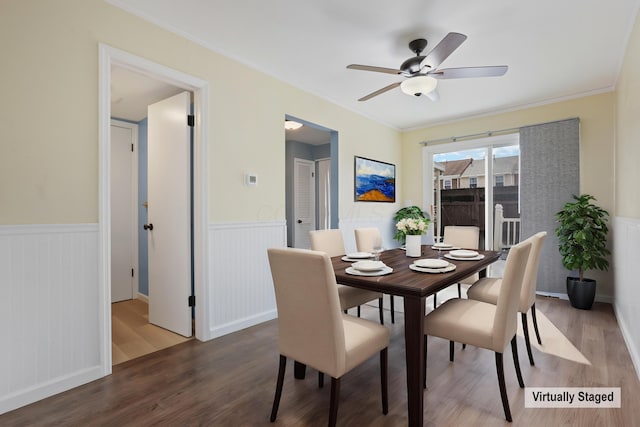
{"left": 443, "top": 225, "right": 480, "bottom": 250}
{"left": 519, "top": 231, "right": 547, "bottom": 312}
{"left": 354, "top": 227, "right": 381, "bottom": 253}
{"left": 491, "top": 239, "right": 532, "bottom": 352}
{"left": 267, "top": 247, "right": 346, "bottom": 376}
{"left": 309, "top": 229, "right": 346, "bottom": 257}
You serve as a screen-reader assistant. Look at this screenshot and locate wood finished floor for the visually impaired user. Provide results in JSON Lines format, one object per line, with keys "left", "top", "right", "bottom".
{"left": 112, "top": 299, "right": 191, "bottom": 365}
{"left": 2, "top": 296, "right": 639, "bottom": 426}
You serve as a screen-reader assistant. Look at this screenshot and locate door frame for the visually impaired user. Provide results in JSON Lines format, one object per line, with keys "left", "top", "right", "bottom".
{"left": 110, "top": 119, "right": 139, "bottom": 302}
{"left": 422, "top": 133, "right": 519, "bottom": 250}
{"left": 98, "top": 44, "right": 210, "bottom": 375}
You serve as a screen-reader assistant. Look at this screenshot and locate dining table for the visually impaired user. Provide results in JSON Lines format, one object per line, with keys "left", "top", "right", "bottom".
{"left": 332, "top": 245, "right": 501, "bottom": 426}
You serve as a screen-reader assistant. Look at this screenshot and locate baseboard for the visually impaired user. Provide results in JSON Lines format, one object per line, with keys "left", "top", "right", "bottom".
{"left": 208, "top": 309, "right": 277, "bottom": 339}
{"left": 535, "top": 291, "right": 613, "bottom": 304}
{"left": 136, "top": 293, "right": 149, "bottom": 303}
{"left": 614, "top": 302, "right": 640, "bottom": 381}
{"left": 0, "top": 366, "right": 103, "bottom": 415}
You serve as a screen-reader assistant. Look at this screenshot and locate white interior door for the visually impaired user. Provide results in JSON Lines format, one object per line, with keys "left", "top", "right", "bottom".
{"left": 147, "top": 91, "right": 192, "bottom": 337}
{"left": 293, "top": 158, "right": 315, "bottom": 248}
{"left": 110, "top": 120, "right": 138, "bottom": 303}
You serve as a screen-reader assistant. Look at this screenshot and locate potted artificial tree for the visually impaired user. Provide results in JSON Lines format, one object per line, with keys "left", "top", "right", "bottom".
{"left": 555, "top": 194, "right": 610, "bottom": 310}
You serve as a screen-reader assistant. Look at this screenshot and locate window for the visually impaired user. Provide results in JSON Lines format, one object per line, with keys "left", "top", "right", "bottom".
{"left": 495, "top": 175, "right": 504, "bottom": 187}
{"left": 470, "top": 177, "right": 478, "bottom": 188}
{"left": 444, "top": 179, "right": 452, "bottom": 189}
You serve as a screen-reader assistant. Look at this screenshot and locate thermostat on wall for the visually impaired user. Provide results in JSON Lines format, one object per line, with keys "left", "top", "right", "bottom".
{"left": 245, "top": 173, "right": 258, "bottom": 186}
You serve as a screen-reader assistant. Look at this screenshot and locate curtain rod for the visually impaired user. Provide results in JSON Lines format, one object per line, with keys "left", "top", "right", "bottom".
{"left": 420, "top": 127, "right": 520, "bottom": 146}
{"left": 419, "top": 117, "right": 580, "bottom": 146}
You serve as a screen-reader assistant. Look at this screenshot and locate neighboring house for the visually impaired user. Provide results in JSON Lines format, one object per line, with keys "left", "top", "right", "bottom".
{"left": 436, "top": 156, "right": 519, "bottom": 190}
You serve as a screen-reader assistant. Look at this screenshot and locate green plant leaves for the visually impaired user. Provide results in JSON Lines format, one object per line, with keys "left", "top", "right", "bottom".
{"left": 555, "top": 194, "right": 610, "bottom": 281}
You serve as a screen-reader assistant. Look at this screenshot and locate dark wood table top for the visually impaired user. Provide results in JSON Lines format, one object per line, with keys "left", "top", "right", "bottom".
{"left": 332, "top": 246, "right": 501, "bottom": 299}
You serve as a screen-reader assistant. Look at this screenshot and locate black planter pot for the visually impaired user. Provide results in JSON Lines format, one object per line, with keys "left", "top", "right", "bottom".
{"left": 566, "top": 277, "right": 596, "bottom": 310}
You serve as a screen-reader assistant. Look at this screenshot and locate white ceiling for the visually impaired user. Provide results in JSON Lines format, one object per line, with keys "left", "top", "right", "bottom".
{"left": 107, "top": 0, "right": 640, "bottom": 131}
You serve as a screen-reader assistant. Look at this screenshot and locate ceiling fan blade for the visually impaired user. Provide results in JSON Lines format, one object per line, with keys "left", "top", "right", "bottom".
{"left": 347, "top": 64, "right": 402, "bottom": 75}
{"left": 358, "top": 82, "right": 401, "bottom": 101}
{"left": 420, "top": 32, "right": 467, "bottom": 70}
{"left": 431, "top": 65, "right": 508, "bottom": 79}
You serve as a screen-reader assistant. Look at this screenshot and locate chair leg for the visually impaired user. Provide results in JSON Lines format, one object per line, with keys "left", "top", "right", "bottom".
{"left": 521, "top": 312, "right": 535, "bottom": 366}
{"left": 380, "top": 348, "right": 388, "bottom": 414}
{"left": 449, "top": 340, "right": 455, "bottom": 362}
{"left": 329, "top": 377, "right": 341, "bottom": 427}
{"left": 270, "top": 355, "right": 287, "bottom": 422}
{"left": 511, "top": 336, "right": 525, "bottom": 388}
{"left": 378, "top": 297, "right": 384, "bottom": 325}
{"left": 318, "top": 371, "right": 324, "bottom": 388}
{"left": 357, "top": 305, "right": 361, "bottom": 317}
{"left": 531, "top": 303, "right": 542, "bottom": 345}
{"left": 433, "top": 293, "right": 437, "bottom": 309}
{"left": 390, "top": 296, "right": 395, "bottom": 323}
{"left": 457, "top": 282, "right": 462, "bottom": 298}
{"left": 494, "top": 352, "right": 512, "bottom": 422}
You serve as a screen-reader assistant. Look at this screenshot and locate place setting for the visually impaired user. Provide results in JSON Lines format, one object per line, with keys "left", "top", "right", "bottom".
{"left": 341, "top": 251, "right": 374, "bottom": 262}
{"left": 409, "top": 258, "right": 457, "bottom": 274}
{"left": 345, "top": 260, "right": 393, "bottom": 276}
{"left": 444, "top": 249, "right": 485, "bottom": 261}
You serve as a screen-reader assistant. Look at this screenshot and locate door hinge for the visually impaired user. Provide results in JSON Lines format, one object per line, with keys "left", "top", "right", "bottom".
{"left": 131, "top": 143, "right": 134, "bottom": 152}
{"left": 187, "top": 115, "right": 195, "bottom": 127}
{"left": 131, "top": 268, "right": 134, "bottom": 277}
{"left": 188, "top": 295, "right": 196, "bottom": 307}
{"left": 311, "top": 172, "right": 315, "bottom": 178}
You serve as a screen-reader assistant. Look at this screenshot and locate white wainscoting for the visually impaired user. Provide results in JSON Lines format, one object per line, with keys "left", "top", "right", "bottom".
{"left": 207, "top": 221, "right": 286, "bottom": 339}
{"left": 0, "top": 224, "right": 102, "bottom": 414}
{"left": 613, "top": 216, "right": 640, "bottom": 379}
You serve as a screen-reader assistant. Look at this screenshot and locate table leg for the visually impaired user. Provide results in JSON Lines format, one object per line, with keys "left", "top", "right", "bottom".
{"left": 403, "top": 296, "right": 426, "bottom": 427}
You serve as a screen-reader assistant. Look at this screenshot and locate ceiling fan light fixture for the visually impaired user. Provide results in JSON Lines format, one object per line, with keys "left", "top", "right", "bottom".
{"left": 400, "top": 76, "right": 438, "bottom": 97}
{"left": 284, "top": 120, "right": 303, "bottom": 130}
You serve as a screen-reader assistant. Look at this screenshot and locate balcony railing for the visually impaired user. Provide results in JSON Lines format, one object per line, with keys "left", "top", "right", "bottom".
{"left": 493, "top": 203, "right": 520, "bottom": 251}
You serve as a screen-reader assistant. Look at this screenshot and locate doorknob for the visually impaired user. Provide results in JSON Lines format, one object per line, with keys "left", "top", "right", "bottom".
{"left": 143, "top": 223, "right": 154, "bottom": 231}
{"left": 297, "top": 219, "right": 302, "bottom": 224}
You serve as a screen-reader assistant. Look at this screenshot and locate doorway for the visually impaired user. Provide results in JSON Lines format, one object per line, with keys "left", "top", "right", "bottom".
{"left": 424, "top": 133, "right": 520, "bottom": 251}
{"left": 284, "top": 116, "right": 338, "bottom": 248}
{"left": 99, "top": 44, "right": 209, "bottom": 374}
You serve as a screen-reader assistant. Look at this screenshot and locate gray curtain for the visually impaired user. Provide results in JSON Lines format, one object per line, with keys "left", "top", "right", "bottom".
{"left": 520, "top": 118, "right": 580, "bottom": 294}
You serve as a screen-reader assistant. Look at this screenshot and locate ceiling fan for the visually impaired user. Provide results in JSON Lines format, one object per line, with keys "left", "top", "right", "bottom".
{"left": 347, "top": 32, "right": 508, "bottom": 102}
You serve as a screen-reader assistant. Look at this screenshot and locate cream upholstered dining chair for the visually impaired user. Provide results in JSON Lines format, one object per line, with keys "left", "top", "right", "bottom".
{"left": 310, "top": 229, "right": 385, "bottom": 324}
{"left": 423, "top": 238, "right": 532, "bottom": 422}
{"left": 267, "top": 247, "right": 390, "bottom": 426}
{"left": 354, "top": 227, "right": 395, "bottom": 324}
{"left": 432, "top": 225, "right": 480, "bottom": 308}
{"left": 467, "top": 231, "right": 547, "bottom": 366}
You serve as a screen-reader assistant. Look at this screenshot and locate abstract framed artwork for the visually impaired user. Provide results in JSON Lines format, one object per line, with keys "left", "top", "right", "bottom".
{"left": 354, "top": 156, "right": 396, "bottom": 202}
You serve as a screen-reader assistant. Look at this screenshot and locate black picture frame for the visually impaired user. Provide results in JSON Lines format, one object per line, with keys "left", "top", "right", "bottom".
{"left": 354, "top": 156, "right": 396, "bottom": 202}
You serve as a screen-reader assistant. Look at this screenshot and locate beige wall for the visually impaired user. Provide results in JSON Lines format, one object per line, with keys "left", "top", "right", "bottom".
{"left": 0, "top": 0, "right": 401, "bottom": 225}
{"left": 401, "top": 93, "right": 616, "bottom": 296}
{"left": 401, "top": 92, "right": 616, "bottom": 216}
{"left": 616, "top": 6, "right": 640, "bottom": 219}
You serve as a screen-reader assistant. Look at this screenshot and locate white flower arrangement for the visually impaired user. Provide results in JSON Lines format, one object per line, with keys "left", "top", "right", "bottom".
{"left": 395, "top": 217, "right": 429, "bottom": 236}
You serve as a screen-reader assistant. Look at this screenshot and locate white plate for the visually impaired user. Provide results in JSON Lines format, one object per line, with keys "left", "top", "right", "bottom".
{"left": 346, "top": 252, "right": 372, "bottom": 259}
{"left": 432, "top": 243, "right": 454, "bottom": 249}
{"left": 346, "top": 266, "right": 393, "bottom": 276}
{"left": 444, "top": 253, "right": 485, "bottom": 261}
{"left": 449, "top": 249, "right": 479, "bottom": 258}
{"left": 414, "top": 258, "right": 449, "bottom": 269}
{"left": 410, "top": 263, "right": 456, "bottom": 274}
{"left": 352, "top": 260, "right": 386, "bottom": 272}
